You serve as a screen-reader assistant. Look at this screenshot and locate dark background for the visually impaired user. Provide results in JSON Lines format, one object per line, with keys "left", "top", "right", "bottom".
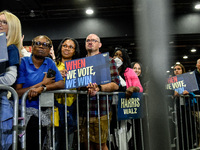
{"left": 1, "top": 0, "right": 200, "bottom": 74}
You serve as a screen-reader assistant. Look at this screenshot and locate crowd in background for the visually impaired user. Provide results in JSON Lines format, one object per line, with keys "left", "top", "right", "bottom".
{"left": 2, "top": 9, "right": 200, "bottom": 150}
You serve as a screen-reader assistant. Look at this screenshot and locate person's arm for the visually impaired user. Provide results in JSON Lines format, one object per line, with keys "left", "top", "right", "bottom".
{"left": 87, "top": 82, "right": 119, "bottom": 96}
{"left": 15, "top": 73, "right": 57, "bottom": 98}
{"left": 26, "top": 80, "right": 64, "bottom": 100}
{"left": 0, "top": 66, "right": 17, "bottom": 85}
{"left": 125, "top": 68, "right": 143, "bottom": 92}
{"left": 21, "top": 48, "right": 31, "bottom": 57}
{"left": 15, "top": 78, "right": 64, "bottom": 100}
{"left": 87, "top": 58, "right": 120, "bottom": 96}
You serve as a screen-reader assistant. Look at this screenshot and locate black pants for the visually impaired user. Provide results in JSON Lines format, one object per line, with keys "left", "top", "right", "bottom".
{"left": 26, "top": 115, "right": 47, "bottom": 150}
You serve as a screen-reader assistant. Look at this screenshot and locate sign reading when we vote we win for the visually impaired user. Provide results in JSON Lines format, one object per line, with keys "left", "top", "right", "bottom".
{"left": 166, "top": 71, "right": 199, "bottom": 92}
{"left": 65, "top": 52, "right": 111, "bottom": 89}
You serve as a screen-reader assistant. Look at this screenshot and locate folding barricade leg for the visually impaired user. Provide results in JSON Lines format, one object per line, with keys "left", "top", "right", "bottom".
{"left": 39, "top": 92, "right": 54, "bottom": 150}
{"left": 0, "top": 85, "right": 19, "bottom": 150}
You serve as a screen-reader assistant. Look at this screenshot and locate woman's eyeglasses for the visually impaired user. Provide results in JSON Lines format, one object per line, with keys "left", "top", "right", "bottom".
{"left": 62, "top": 44, "right": 75, "bottom": 50}
{"left": 33, "top": 41, "right": 52, "bottom": 48}
{"left": 0, "top": 20, "right": 7, "bottom": 26}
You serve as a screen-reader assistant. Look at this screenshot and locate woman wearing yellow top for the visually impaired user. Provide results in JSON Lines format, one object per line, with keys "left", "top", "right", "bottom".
{"left": 55, "top": 37, "right": 80, "bottom": 150}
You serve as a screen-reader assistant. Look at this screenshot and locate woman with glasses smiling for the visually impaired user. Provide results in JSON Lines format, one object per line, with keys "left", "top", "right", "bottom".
{"left": 15, "top": 35, "right": 64, "bottom": 150}
{"left": 54, "top": 37, "right": 80, "bottom": 150}
{"left": 0, "top": 10, "right": 22, "bottom": 150}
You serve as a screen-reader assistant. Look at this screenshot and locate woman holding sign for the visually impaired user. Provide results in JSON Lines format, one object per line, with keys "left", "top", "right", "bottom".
{"left": 112, "top": 47, "right": 143, "bottom": 96}
{"left": 55, "top": 37, "right": 80, "bottom": 150}
{"left": 111, "top": 47, "right": 143, "bottom": 150}
{"left": 0, "top": 10, "right": 21, "bottom": 150}
{"left": 173, "top": 63, "right": 198, "bottom": 149}
{"left": 174, "top": 63, "right": 189, "bottom": 96}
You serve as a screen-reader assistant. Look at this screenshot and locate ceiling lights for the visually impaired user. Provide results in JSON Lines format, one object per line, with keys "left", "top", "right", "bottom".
{"left": 86, "top": 8, "right": 94, "bottom": 15}
{"left": 195, "top": 3, "right": 200, "bottom": 9}
{"left": 29, "top": 10, "right": 35, "bottom": 17}
{"left": 183, "top": 55, "right": 188, "bottom": 59}
{"left": 191, "top": 48, "right": 196, "bottom": 52}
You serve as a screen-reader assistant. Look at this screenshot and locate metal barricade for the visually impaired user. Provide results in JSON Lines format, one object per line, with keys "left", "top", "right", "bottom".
{"left": 173, "top": 95, "right": 200, "bottom": 150}
{"left": 20, "top": 90, "right": 148, "bottom": 150}
{"left": 0, "top": 84, "right": 19, "bottom": 150}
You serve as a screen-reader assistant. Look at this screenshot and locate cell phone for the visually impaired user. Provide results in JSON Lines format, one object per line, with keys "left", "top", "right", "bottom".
{"left": 47, "top": 68, "right": 56, "bottom": 78}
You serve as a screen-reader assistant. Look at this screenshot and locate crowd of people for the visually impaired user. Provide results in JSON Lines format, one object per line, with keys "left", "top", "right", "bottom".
{"left": 1, "top": 9, "right": 200, "bottom": 150}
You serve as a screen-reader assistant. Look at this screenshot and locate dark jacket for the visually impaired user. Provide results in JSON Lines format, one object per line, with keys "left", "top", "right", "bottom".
{"left": 194, "top": 69, "right": 200, "bottom": 95}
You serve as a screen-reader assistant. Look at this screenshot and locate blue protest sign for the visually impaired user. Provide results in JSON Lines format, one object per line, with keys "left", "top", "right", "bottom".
{"left": 0, "top": 32, "right": 8, "bottom": 75}
{"left": 117, "top": 92, "right": 143, "bottom": 121}
{"left": 166, "top": 71, "right": 199, "bottom": 92}
{"left": 65, "top": 52, "right": 111, "bottom": 89}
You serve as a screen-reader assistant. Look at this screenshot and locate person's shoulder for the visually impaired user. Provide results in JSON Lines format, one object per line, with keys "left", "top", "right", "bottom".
{"left": 109, "top": 57, "right": 115, "bottom": 62}
{"left": 45, "top": 57, "right": 55, "bottom": 64}
{"left": 125, "top": 67, "right": 137, "bottom": 76}
{"left": 20, "top": 56, "right": 30, "bottom": 64}
{"left": 7, "top": 44, "right": 19, "bottom": 53}
{"left": 7, "top": 44, "right": 17, "bottom": 50}
{"left": 125, "top": 67, "right": 134, "bottom": 73}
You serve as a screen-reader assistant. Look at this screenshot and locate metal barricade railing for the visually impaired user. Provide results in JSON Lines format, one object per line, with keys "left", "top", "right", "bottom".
{"left": 20, "top": 89, "right": 147, "bottom": 150}
{"left": 0, "top": 84, "right": 19, "bottom": 150}
{"left": 174, "top": 94, "right": 200, "bottom": 150}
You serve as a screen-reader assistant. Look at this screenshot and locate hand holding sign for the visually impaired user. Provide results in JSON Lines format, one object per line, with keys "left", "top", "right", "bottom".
{"left": 87, "top": 83, "right": 99, "bottom": 96}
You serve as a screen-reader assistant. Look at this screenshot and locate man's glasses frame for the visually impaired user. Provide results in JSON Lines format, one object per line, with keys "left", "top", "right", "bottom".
{"left": 86, "top": 39, "right": 100, "bottom": 43}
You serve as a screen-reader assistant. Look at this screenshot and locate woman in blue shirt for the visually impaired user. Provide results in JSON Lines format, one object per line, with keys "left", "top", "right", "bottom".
{"left": 15, "top": 35, "right": 64, "bottom": 150}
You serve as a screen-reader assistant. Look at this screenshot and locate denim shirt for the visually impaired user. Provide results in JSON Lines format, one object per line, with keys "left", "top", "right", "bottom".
{"left": 0, "top": 93, "right": 13, "bottom": 150}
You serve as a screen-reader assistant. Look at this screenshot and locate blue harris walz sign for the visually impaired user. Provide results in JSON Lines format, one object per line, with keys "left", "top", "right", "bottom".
{"left": 117, "top": 92, "right": 143, "bottom": 121}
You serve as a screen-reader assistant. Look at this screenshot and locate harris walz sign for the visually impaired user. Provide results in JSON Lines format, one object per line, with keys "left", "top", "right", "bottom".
{"left": 117, "top": 92, "right": 143, "bottom": 121}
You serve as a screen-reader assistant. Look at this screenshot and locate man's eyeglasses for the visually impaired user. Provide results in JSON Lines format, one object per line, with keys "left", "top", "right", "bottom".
{"left": 62, "top": 44, "right": 75, "bottom": 50}
{"left": 0, "top": 20, "right": 7, "bottom": 26}
{"left": 33, "top": 41, "right": 52, "bottom": 48}
{"left": 86, "top": 39, "right": 100, "bottom": 43}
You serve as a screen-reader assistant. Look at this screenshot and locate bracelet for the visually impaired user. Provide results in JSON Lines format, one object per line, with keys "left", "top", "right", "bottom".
{"left": 40, "top": 84, "right": 47, "bottom": 92}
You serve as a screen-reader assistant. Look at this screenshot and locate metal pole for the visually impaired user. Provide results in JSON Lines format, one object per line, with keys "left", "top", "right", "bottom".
{"left": 21, "top": 90, "right": 29, "bottom": 150}
{"left": 65, "top": 93, "right": 69, "bottom": 150}
{"left": 106, "top": 95, "right": 111, "bottom": 150}
{"left": 97, "top": 94, "right": 102, "bottom": 150}
{"left": 76, "top": 93, "right": 80, "bottom": 150}
{"left": 87, "top": 94, "right": 90, "bottom": 150}
{"left": 135, "top": 0, "right": 172, "bottom": 149}
{"left": 0, "top": 85, "right": 19, "bottom": 150}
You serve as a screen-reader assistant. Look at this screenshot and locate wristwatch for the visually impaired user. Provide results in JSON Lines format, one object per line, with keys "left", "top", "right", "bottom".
{"left": 40, "top": 84, "right": 47, "bottom": 92}
{"left": 98, "top": 85, "right": 102, "bottom": 91}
